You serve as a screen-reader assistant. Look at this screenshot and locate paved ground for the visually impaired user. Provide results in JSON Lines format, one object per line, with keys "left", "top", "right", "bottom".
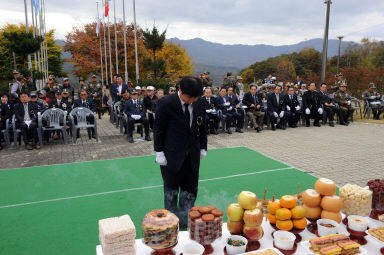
{"left": 1, "top": 115, "right": 383, "bottom": 187}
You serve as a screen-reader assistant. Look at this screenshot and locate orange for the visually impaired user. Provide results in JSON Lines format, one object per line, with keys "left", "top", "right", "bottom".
{"left": 275, "top": 208, "right": 292, "bottom": 221}
{"left": 293, "top": 218, "right": 307, "bottom": 229}
{"left": 291, "top": 206, "right": 306, "bottom": 219}
{"left": 276, "top": 219, "right": 293, "bottom": 231}
{"left": 267, "top": 201, "right": 280, "bottom": 215}
{"left": 280, "top": 195, "right": 297, "bottom": 209}
{"left": 267, "top": 213, "right": 277, "bottom": 224}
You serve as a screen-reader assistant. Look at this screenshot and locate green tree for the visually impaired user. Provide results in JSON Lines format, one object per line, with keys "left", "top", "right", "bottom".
{"left": 142, "top": 26, "right": 166, "bottom": 79}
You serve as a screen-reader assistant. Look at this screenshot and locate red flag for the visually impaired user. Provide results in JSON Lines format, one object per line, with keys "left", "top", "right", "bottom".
{"left": 105, "top": 0, "right": 110, "bottom": 17}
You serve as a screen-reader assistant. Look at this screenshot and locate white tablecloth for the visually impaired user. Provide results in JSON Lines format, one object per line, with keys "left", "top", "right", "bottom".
{"left": 97, "top": 217, "right": 384, "bottom": 255}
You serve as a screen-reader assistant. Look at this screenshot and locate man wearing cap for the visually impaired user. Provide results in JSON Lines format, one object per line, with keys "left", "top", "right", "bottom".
{"left": 334, "top": 73, "right": 346, "bottom": 90}
{"left": 62, "top": 78, "right": 74, "bottom": 99}
{"left": 62, "top": 89, "right": 72, "bottom": 105}
{"left": 9, "top": 70, "right": 20, "bottom": 86}
{"left": 334, "top": 83, "right": 354, "bottom": 125}
{"left": 267, "top": 84, "right": 289, "bottom": 130}
{"left": 30, "top": 91, "right": 46, "bottom": 114}
{"left": 303, "top": 82, "right": 323, "bottom": 127}
{"left": 154, "top": 76, "right": 207, "bottom": 228}
{"left": 283, "top": 86, "right": 301, "bottom": 128}
{"left": 26, "top": 75, "right": 36, "bottom": 92}
{"left": 111, "top": 74, "right": 128, "bottom": 103}
{"left": 15, "top": 92, "right": 39, "bottom": 150}
{"left": 79, "top": 77, "right": 87, "bottom": 92}
{"left": 49, "top": 89, "right": 72, "bottom": 113}
{"left": 143, "top": 86, "right": 157, "bottom": 129}
{"left": 38, "top": 90, "right": 51, "bottom": 106}
{"left": 362, "top": 83, "right": 383, "bottom": 120}
{"left": 299, "top": 84, "right": 307, "bottom": 97}
{"left": 223, "top": 72, "right": 238, "bottom": 95}
{"left": 44, "top": 75, "right": 59, "bottom": 100}
{"left": 236, "top": 76, "right": 244, "bottom": 99}
{"left": 169, "top": 87, "right": 176, "bottom": 95}
{"left": 139, "top": 87, "right": 147, "bottom": 101}
{"left": 73, "top": 89, "right": 97, "bottom": 138}
{"left": 88, "top": 75, "right": 103, "bottom": 119}
{"left": 204, "top": 72, "right": 213, "bottom": 87}
{"left": 124, "top": 89, "right": 151, "bottom": 143}
{"left": 10, "top": 75, "right": 29, "bottom": 102}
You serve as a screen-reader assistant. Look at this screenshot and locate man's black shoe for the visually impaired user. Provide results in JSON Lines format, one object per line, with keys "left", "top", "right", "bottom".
{"left": 235, "top": 128, "right": 243, "bottom": 133}
{"left": 128, "top": 137, "right": 134, "bottom": 143}
{"left": 227, "top": 129, "right": 232, "bottom": 134}
{"left": 145, "top": 135, "right": 152, "bottom": 141}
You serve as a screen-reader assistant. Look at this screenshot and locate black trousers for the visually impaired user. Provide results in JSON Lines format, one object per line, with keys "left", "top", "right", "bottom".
{"left": 161, "top": 154, "right": 199, "bottom": 227}
{"left": 222, "top": 112, "right": 233, "bottom": 129}
{"left": 323, "top": 106, "right": 341, "bottom": 122}
{"left": 268, "top": 110, "right": 289, "bottom": 126}
{"left": 127, "top": 117, "right": 149, "bottom": 137}
{"left": 17, "top": 121, "right": 38, "bottom": 144}
{"left": 287, "top": 110, "right": 301, "bottom": 127}
{"left": 305, "top": 107, "right": 322, "bottom": 125}
{"left": 232, "top": 109, "right": 244, "bottom": 129}
{"left": 205, "top": 113, "right": 219, "bottom": 132}
{"left": 148, "top": 112, "right": 154, "bottom": 129}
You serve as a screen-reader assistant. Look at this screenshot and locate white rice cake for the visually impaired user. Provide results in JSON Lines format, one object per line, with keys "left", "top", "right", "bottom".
{"left": 102, "top": 245, "right": 136, "bottom": 255}
{"left": 99, "top": 214, "right": 136, "bottom": 243}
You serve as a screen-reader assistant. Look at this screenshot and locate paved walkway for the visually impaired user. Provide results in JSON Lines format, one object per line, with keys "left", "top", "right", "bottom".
{"left": 1, "top": 116, "right": 383, "bottom": 187}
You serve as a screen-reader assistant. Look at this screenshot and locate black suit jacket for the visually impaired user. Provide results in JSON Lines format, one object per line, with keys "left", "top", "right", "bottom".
{"left": 154, "top": 94, "right": 207, "bottom": 173}
{"left": 216, "top": 95, "right": 232, "bottom": 114}
{"left": 73, "top": 98, "right": 96, "bottom": 112}
{"left": 202, "top": 96, "right": 217, "bottom": 110}
{"left": 317, "top": 90, "right": 332, "bottom": 106}
{"left": 124, "top": 99, "right": 146, "bottom": 119}
{"left": 143, "top": 95, "right": 158, "bottom": 112}
{"left": 267, "top": 92, "right": 285, "bottom": 113}
{"left": 0, "top": 102, "right": 14, "bottom": 123}
{"left": 49, "top": 99, "right": 72, "bottom": 112}
{"left": 111, "top": 83, "right": 129, "bottom": 102}
{"left": 303, "top": 90, "right": 322, "bottom": 109}
{"left": 283, "top": 93, "right": 300, "bottom": 110}
{"left": 242, "top": 92, "right": 262, "bottom": 112}
{"left": 15, "top": 101, "right": 38, "bottom": 125}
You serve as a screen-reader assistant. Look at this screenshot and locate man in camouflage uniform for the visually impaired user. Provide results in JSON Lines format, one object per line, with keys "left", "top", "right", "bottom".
{"left": 88, "top": 75, "right": 103, "bottom": 119}
{"left": 62, "top": 89, "right": 73, "bottom": 105}
{"left": 62, "top": 78, "right": 74, "bottom": 99}
{"left": 236, "top": 76, "right": 244, "bottom": 99}
{"left": 10, "top": 75, "right": 29, "bottom": 102}
{"left": 223, "top": 72, "right": 239, "bottom": 95}
{"left": 119, "top": 90, "right": 130, "bottom": 133}
{"left": 362, "top": 83, "right": 383, "bottom": 120}
{"left": 44, "top": 74, "right": 59, "bottom": 100}
{"left": 334, "top": 83, "right": 354, "bottom": 125}
{"left": 333, "top": 73, "right": 346, "bottom": 91}
{"left": 204, "top": 72, "right": 213, "bottom": 87}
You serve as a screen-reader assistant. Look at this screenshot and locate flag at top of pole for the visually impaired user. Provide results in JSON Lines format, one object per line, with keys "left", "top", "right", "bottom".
{"left": 105, "top": 0, "right": 111, "bottom": 17}
{"left": 96, "top": 14, "right": 100, "bottom": 35}
{"left": 33, "top": 0, "right": 39, "bottom": 15}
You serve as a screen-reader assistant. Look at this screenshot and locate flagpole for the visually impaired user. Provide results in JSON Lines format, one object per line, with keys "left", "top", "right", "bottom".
{"left": 113, "top": 0, "right": 119, "bottom": 74}
{"left": 24, "top": 0, "right": 32, "bottom": 72}
{"left": 34, "top": 4, "right": 41, "bottom": 74}
{"left": 30, "top": 0, "right": 37, "bottom": 74}
{"left": 133, "top": 0, "right": 139, "bottom": 83}
{"left": 122, "top": 0, "right": 128, "bottom": 83}
{"left": 103, "top": 1, "right": 108, "bottom": 86}
{"left": 97, "top": 2, "right": 104, "bottom": 87}
{"left": 108, "top": 15, "right": 113, "bottom": 83}
{"left": 43, "top": 0, "right": 48, "bottom": 79}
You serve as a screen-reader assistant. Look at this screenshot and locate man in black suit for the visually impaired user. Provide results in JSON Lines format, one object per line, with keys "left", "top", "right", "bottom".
{"left": 318, "top": 83, "right": 340, "bottom": 127}
{"left": 143, "top": 86, "right": 157, "bottom": 130}
{"left": 202, "top": 87, "right": 219, "bottom": 135}
{"left": 124, "top": 90, "right": 151, "bottom": 143}
{"left": 15, "top": 92, "right": 39, "bottom": 150}
{"left": 227, "top": 87, "right": 244, "bottom": 133}
{"left": 283, "top": 86, "right": 302, "bottom": 128}
{"left": 303, "top": 82, "right": 323, "bottom": 127}
{"left": 267, "top": 84, "right": 290, "bottom": 130}
{"left": 294, "top": 75, "right": 304, "bottom": 86}
{"left": 0, "top": 92, "right": 14, "bottom": 150}
{"left": 73, "top": 89, "right": 97, "bottom": 138}
{"left": 111, "top": 74, "right": 129, "bottom": 103}
{"left": 242, "top": 85, "right": 265, "bottom": 132}
{"left": 154, "top": 76, "right": 207, "bottom": 228}
{"left": 49, "top": 90, "right": 72, "bottom": 113}
{"left": 216, "top": 87, "right": 235, "bottom": 134}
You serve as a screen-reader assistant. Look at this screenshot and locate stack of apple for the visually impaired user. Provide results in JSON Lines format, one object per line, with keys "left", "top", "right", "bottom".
{"left": 266, "top": 195, "right": 307, "bottom": 231}
{"left": 227, "top": 191, "right": 264, "bottom": 241}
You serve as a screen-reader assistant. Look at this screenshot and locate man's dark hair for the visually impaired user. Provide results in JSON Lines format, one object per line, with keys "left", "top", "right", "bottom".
{"left": 179, "top": 76, "right": 203, "bottom": 97}
{"left": 113, "top": 74, "right": 118, "bottom": 77}
{"left": 321, "top": 82, "right": 327, "bottom": 86}
{"left": 288, "top": 87, "right": 294, "bottom": 90}
{"left": 250, "top": 85, "right": 257, "bottom": 90}
{"left": 204, "top": 87, "right": 212, "bottom": 92}
{"left": 17, "top": 76, "right": 24, "bottom": 81}
{"left": 19, "top": 92, "right": 29, "bottom": 96}
{"left": 116, "top": 74, "right": 122, "bottom": 78}
{"left": 220, "top": 87, "right": 227, "bottom": 92}
{"left": 80, "top": 89, "right": 88, "bottom": 94}
{"left": 227, "top": 72, "right": 232, "bottom": 77}
{"left": 0, "top": 92, "right": 10, "bottom": 99}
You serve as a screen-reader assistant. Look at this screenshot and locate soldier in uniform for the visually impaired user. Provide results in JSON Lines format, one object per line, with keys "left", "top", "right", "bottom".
{"left": 88, "top": 75, "right": 103, "bottom": 119}
{"left": 139, "top": 87, "right": 147, "bottom": 101}
{"left": 44, "top": 75, "right": 59, "bottom": 100}
{"left": 333, "top": 83, "right": 354, "bottom": 125}
{"left": 362, "top": 83, "right": 383, "bottom": 120}
{"left": 30, "top": 91, "right": 46, "bottom": 114}
{"left": 223, "top": 72, "right": 239, "bottom": 95}
{"left": 9, "top": 70, "right": 20, "bottom": 86}
{"left": 299, "top": 84, "right": 307, "bottom": 97}
{"left": 10, "top": 75, "right": 29, "bottom": 102}
{"left": 37, "top": 90, "right": 50, "bottom": 108}
{"left": 79, "top": 77, "right": 87, "bottom": 91}
{"left": 333, "top": 73, "right": 346, "bottom": 91}
{"left": 62, "top": 89, "right": 73, "bottom": 105}
{"left": 204, "top": 72, "right": 213, "bottom": 87}
{"left": 303, "top": 82, "right": 323, "bottom": 127}
{"left": 62, "top": 78, "right": 74, "bottom": 99}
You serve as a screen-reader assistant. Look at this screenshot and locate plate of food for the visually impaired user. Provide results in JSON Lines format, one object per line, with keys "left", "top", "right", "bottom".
{"left": 301, "top": 238, "right": 367, "bottom": 255}
{"left": 366, "top": 227, "right": 384, "bottom": 244}
{"left": 240, "top": 248, "right": 283, "bottom": 255}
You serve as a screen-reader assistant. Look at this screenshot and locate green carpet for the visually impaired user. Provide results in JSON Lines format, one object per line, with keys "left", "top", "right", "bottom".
{"left": 0, "top": 147, "right": 318, "bottom": 255}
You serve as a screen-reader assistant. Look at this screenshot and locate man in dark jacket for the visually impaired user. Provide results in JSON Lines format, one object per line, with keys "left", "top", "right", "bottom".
{"left": 154, "top": 76, "right": 207, "bottom": 228}
{"left": 303, "top": 82, "right": 323, "bottom": 127}
{"left": 73, "top": 89, "right": 97, "bottom": 138}
{"left": 143, "top": 86, "right": 157, "bottom": 129}
{"left": 15, "top": 92, "right": 39, "bottom": 149}
{"left": 216, "top": 87, "right": 235, "bottom": 134}
{"left": 202, "top": 87, "right": 219, "bottom": 134}
{"left": 242, "top": 85, "right": 265, "bottom": 132}
{"left": 283, "top": 86, "right": 302, "bottom": 128}
{"left": 267, "top": 85, "right": 289, "bottom": 130}
{"left": 0, "top": 92, "right": 14, "bottom": 150}
{"left": 318, "top": 83, "right": 340, "bottom": 127}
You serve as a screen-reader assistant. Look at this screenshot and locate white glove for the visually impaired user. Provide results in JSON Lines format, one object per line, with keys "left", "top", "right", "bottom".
{"left": 305, "top": 108, "right": 310, "bottom": 115}
{"left": 136, "top": 115, "right": 141, "bottom": 120}
{"left": 273, "top": 112, "right": 278, "bottom": 118}
{"left": 347, "top": 100, "right": 351, "bottom": 105}
{"left": 286, "top": 105, "right": 291, "bottom": 111}
{"left": 155, "top": 152, "right": 167, "bottom": 166}
{"left": 295, "top": 106, "right": 301, "bottom": 111}
{"left": 224, "top": 102, "right": 230, "bottom": 106}
{"left": 370, "top": 96, "right": 376, "bottom": 99}
{"left": 279, "top": 111, "right": 284, "bottom": 118}
{"left": 200, "top": 149, "right": 207, "bottom": 159}
{"left": 228, "top": 106, "right": 233, "bottom": 111}
{"left": 206, "top": 109, "right": 212, "bottom": 113}
{"left": 318, "top": 108, "right": 323, "bottom": 114}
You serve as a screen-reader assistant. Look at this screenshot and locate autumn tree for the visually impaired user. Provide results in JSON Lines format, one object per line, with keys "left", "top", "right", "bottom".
{"left": 276, "top": 60, "right": 296, "bottom": 82}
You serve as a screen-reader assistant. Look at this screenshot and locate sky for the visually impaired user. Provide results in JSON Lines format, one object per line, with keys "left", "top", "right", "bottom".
{"left": 1, "top": 0, "right": 384, "bottom": 46}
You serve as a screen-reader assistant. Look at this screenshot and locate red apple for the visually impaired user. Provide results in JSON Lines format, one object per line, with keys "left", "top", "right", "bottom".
{"left": 227, "top": 220, "right": 244, "bottom": 235}
{"left": 238, "top": 191, "right": 258, "bottom": 210}
{"left": 243, "top": 225, "right": 264, "bottom": 241}
{"left": 243, "top": 208, "right": 263, "bottom": 227}
{"left": 227, "top": 203, "right": 244, "bottom": 222}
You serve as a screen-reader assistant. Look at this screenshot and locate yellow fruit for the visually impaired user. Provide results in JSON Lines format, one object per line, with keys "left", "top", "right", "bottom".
{"left": 276, "top": 208, "right": 292, "bottom": 221}
{"left": 293, "top": 218, "right": 307, "bottom": 229}
{"left": 267, "top": 201, "right": 280, "bottom": 215}
{"left": 291, "top": 206, "right": 306, "bottom": 219}
{"left": 280, "top": 195, "right": 297, "bottom": 209}
{"left": 276, "top": 219, "right": 293, "bottom": 231}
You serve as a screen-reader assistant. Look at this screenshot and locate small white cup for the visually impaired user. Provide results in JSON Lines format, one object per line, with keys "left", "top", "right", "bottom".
{"left": 226, "top": 235, "right": 248, "bottom": 255}
{"left": 348, "top": 215, "right": 369, "bottom": 232}
{"left": 273, "top": 230, "right": 296, "bottom": 250}
{"left": 182, "top": 242, "right": 205, "bottom": 255}
{"left": 317, "top": 219, "right": 339, "bottom": 237}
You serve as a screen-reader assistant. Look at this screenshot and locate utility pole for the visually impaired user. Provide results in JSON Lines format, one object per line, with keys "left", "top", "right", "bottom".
{"left": 337, "top": 36, "right": 344, "bottom": 74}
{"left": 122, "top": 0, "right": 129, "bottom": 83}
{"left": 133, "top": 0, "right": 140, "bottom": 83}
{"left": 24, "top": 0, "right": 32, "bottom": 72}
{"left": 321, "top": 0, "right": 332, "bottom": 83}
